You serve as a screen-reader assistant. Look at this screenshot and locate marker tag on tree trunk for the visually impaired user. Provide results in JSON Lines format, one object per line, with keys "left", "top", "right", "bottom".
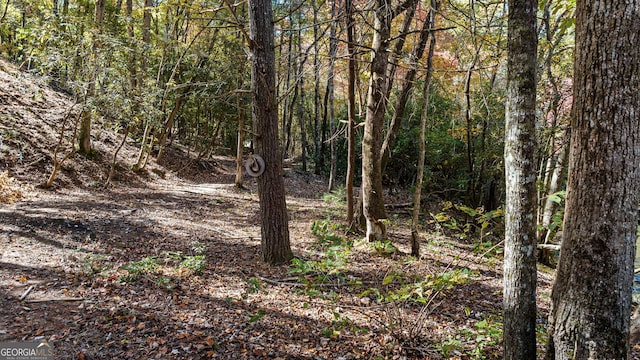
{"left": 244, "top": 155, "right": 265, "bottom": 177}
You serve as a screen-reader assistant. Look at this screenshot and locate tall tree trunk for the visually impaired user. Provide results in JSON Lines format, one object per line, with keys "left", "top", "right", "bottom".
{"left": 106, "top": 125, "right": 130, "bottom": 186}
{"left": 281, "top": 8, "right": 295, "bottom": 159}
{"left": 142, "top": 0, "right": 152, "bottom": 48}
{"left": 546, "top": 1, "right": 640, "bottom": 358}
{"left": 411, "top": 0, "right": 437, "bottom": 257}
{"left": 235, "top": 74, "right": 245, "bottom": 188}
{"left": 132, "top": 0, "right": 153, "bottom": 168}
{"left": 248, "top": 0, "right": 293, "bottom": 265}
{"left": 362, "top": 0, "right": 417, "bottom": 241}
{"left": 345, "top": 0, "right": 357, "bottom": 226}
{"left": 503, "top": 0, "right": 538, "bottom": 358}
{"left": 313, "top": 0, "right": 323, "bottom": 175}
{"left": 78, "top": 0, "right": 106, "bottom": 154}
{"left": 463, "top": 64, "right": 475, "bottom": 204}
{"left": 325, "top": 1, "right": 339, "bottom": 190}
{"left": 125, "top": 0, "right": 137, "bottom": 92}
{"left": 297, "top": 65, "right": 308, "bottom": 172}
{"left": 362, "top": 0, "right": 393, "bottom": 242}
{"left": 133, "top": 121, "right": 151, "bottom": 171}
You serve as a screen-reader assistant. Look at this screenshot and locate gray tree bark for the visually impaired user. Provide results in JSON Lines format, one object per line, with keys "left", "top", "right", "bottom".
{"left": 503, "top": 0, "right": 538, "bottom": 358}
{"left": 326, "top": 0, "right": 338, "bottom": 191}
{"left": 411, "top": 0, "right": 437, "bottom": 258}
{"left": 545, "top": 1, "right": 640, "bottom": 358}
{"left": 345, "top": 0, "right": 357, "bottom": 227}
{"left": 78, "top": 0, "right": 106, "bottom": 154}
{"left": 362, "top": 0, "right": 393, "bottom": 241}
{"left": 248, "top": 0, "right": 293, "bottom": 264}
{"left": 361, "top": 0, "right": 417, "bottom": 242}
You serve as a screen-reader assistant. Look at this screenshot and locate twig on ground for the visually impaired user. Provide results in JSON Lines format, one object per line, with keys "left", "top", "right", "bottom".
{"left": 19, "top": 285, "right": 34, "bottom": 301}
{"left": 24, "top": 297, "right": 84, "bottom": 303}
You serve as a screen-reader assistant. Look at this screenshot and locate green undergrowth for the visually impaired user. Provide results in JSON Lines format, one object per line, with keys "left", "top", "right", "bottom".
{"left": 431, "top": 201, "right": 505, "bottom": 260}
{"left": 117, "top": 241, "right": 207, "bottom": 289}
{"left": 290, "top": 218, "right": 354, "bottom": 291}
{"left": 292, "top": 213, "right": 509, "bottom": 357}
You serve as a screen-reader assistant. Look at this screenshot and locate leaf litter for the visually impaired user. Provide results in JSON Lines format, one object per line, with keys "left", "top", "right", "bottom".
{"left": 0, "top": 57, "right": 622, "bottom": 360}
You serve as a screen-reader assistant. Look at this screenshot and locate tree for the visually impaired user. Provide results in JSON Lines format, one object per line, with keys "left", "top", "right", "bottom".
{"left": 380, "top": 1, "right": 434, "bottom": 173}
{"left": 345, "top": 0, "right": 357, "bottom": 226}
{"left": 545, "top": 1, "right": 640, "bottom": 358}
{"left": 361, "top": 0, "right": 416, "bottom": 242}
{"left": 78, "top": 0, "right": 106, "bottom": 154}
{"left": 502, "top": 0, "right": 538, "bottom": 358}
{"left": 535, "top": 0, "right": 574, "bottom": 244}
{"left": 248, "top": 0, "right": 293, "bottom": 264}
{"left": 411, "top": 0, "right": 438, "bottom": 257}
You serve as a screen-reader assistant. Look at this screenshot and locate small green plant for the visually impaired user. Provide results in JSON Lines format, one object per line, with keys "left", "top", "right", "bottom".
{"left": 245, "top": 277, "right": 263, "bottom": 294}
{"left": 467, "top": 316, "right": 503, "bottom": 358}
{"left": 290, "top": 219, "right": 352, "bottom": 278}
{"left": 290, "top": 257, "right": 318, "bottom": 275}
{"left": 247, "top": 309, "right": 265, "bottom": 323}
{"left": 155, "top": 276, "right": 174, "bottom": 290}
{"left": 321, "top": 312, "right": 368, "bottom": 338}
{"left": 289, "top": 246, "right": 350, "bottom": 276}
{"left": 311, "top": 219, "right": 350, "bottom": 247}
{"left": 191, "top": 241, "right": 207, "bottom": 255}
{"left": 179, "top": 255, "right": 206, "bottom": 274}
{"left": 388, "top": 269, "right": 472, "bottom": 304}
{"left": 161, "top": 250, "right": 184, "bottom": 263}
{"left": 119, "top": 256, "right": 160, "bottom": 283}
{"left": 81, "top": 253, "right": 111, "bottom": 276}
{"left": 438, "top": 336, "right": 463, "bottom": 357}
{"left": 322, "top": 186, "right": 346, "bottom": 205}
{"left": 371, "top": 240, "right": 397, "bottom": 257}
{"left": 432, "top": 202, "right": 505, "bottom": 243}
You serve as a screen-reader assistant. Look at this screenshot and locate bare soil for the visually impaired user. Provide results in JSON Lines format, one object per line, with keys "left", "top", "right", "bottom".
{"left": 0, "top": 58, "right": 609, "bottom": 360}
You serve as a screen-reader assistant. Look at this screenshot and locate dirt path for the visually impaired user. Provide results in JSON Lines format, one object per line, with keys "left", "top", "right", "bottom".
{"left": 0, "top": 167, "right": 517, "bottom": 359}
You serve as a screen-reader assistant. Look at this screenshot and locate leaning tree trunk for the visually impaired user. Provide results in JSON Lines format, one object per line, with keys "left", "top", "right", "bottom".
{"left": 503, "top": 0, "right": 538, "bottom": 358}
{"left": 545, "top": 1, "right": 640, "bottom": 359}
{"left": 380, "top": 4, "right": 435, "bottom": 173}
{"left": 248, "top": 0, "right": 293, "bottom": 265}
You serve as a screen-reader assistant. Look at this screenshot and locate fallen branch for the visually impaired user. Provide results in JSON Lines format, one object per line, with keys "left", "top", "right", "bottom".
{"left": 537, "top": 244, "right": 561, "bottom": 251}
{"left": 255, "top": 275, "right": 303, "bottom": 287}
{"left": 19, "top": 285, "right": 34, "bottom": 301}
{"left": 384, "top": 202, "right": 413, "bottom": 209}
{"left": 24, "top": 297, "right": 84, "bottom": 303}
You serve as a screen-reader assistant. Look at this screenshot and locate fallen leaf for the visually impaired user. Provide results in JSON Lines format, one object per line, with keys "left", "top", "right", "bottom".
{"left": 204, "top": 336, "right": 216, "bottom": 347}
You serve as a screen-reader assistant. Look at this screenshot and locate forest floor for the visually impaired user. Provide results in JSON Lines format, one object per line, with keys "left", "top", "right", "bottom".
{"left": 0, "top": 59, "right": 634, "bottom": 360}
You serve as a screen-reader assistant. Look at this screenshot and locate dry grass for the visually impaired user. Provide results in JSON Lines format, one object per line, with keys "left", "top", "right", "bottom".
{"left": 0, "top": 170, "right": 24, "bottom": 203}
